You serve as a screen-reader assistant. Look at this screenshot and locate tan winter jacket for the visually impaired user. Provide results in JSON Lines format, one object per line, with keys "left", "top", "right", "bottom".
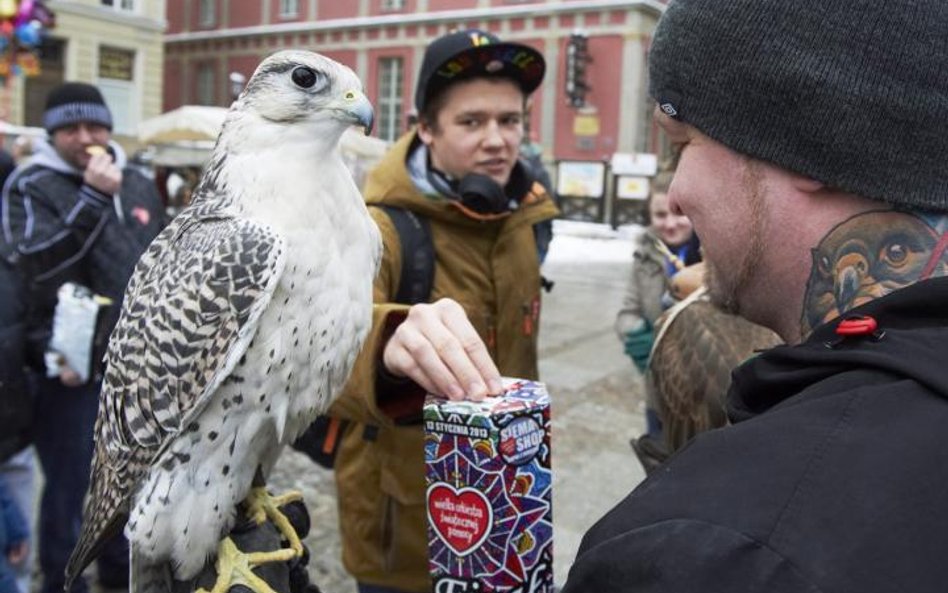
{"left": 329, "top": 132, "right": 558, "bottom": 591}
{"left": 614, "top": 229, "right": 670, "bottom": 339}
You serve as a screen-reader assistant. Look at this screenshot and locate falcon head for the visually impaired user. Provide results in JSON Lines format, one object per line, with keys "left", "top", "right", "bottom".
{"left": 226, "top": 50, "right": 374, "bottom": 148}
{"left": 802, "top": 210, "right": 940, "bottom": 332}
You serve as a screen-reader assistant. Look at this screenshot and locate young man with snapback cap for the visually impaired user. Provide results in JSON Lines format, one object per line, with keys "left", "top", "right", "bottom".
{"left": 326, "top": 30, "right": 558, "bottom": 592}
{"left": 1, "top": 82, "right": 164, "bottom": 593}
{"left": 563, "top": 1, "right": 948, "bottom": 591}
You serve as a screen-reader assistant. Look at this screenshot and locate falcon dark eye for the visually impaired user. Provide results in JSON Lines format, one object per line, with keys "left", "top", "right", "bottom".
{"left": 291, "top": 66, "right": 320, "bottom": 89}
{"left": 883, "top": 242, "right": 907, "bottom": 265}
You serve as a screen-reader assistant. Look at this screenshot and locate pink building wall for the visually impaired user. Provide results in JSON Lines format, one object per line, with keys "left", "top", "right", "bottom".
{"left": 162, "top": 1, "right": 656, "bottom": 163}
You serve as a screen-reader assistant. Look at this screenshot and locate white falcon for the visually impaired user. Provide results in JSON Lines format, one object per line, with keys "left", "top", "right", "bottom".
{"left": 65, "top": 50, "right": 381, "bottom": 593}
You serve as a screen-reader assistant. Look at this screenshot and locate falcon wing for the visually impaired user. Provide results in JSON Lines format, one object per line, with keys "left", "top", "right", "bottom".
{"left": 68, "top": 204, "right": 286, "bottom": 578}
{"left": 650, "top": 297, "right": 781, "bottom": 453}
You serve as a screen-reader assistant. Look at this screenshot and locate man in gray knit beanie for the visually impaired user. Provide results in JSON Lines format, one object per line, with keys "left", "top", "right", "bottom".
{"left": 563, "top": 2, "right": 948, "bottom": 591}
{"left": 2, "top": 81, "right": 165, "bottom": 593}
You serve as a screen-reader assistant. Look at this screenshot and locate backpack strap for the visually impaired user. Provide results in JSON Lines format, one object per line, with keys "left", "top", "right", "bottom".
{"left": 289, "top": 415, "right": 350, "bottom": 469}
{"left": 376, "top": 205, "right": 435, "bottom": 305}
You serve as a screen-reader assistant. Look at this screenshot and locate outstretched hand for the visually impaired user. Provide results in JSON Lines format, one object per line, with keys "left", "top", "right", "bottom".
{"left": 382, "top": 298, "right": 503, "bottom": 401}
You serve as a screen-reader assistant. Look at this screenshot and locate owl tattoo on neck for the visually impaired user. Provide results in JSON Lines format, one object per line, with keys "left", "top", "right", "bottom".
{"left": 801, "top": 210, "right": 948, "bottom": 334}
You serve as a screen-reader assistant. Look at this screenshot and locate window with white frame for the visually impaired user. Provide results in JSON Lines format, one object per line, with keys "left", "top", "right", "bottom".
{"left": 280, "top": 0, "right": 300, "bottom": 18}
{"left": 381, "top": 0, "right": 405, "bottom": 11}
{"left": 97, "top": 46, "right": 137, "bottom": 135}
{"left": 101, "top": 0, "right": 137, "bottom": 11}
{"left": 197, "top": 63, "right": 216, "bottom": 105}
{"left": 376, "top": 57, "right": 404, "bottom": 142}
{"left": 199, "top": 0, "right": 216, "bottom": 26}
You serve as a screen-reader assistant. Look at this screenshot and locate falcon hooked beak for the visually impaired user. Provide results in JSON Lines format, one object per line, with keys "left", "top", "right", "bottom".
{"left": 834, "top": 252, "right": 872, "bottom": 312}
{"left": 338, "top": 89, "right": 374, "bottom": 135}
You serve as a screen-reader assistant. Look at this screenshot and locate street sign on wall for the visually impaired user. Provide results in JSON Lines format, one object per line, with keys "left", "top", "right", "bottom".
{"left": 616, "top": 176, "right": 650, "bottom": 200}
{"left": 610, "top": 152, "right": 657, "bottom": 177}
{"left": 556, "top": 160, "right": 606, "bottom": 199}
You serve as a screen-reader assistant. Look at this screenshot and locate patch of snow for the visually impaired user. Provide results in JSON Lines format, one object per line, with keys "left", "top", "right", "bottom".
{"left": 545, "top": 220, "right": 643, "bottom": 264}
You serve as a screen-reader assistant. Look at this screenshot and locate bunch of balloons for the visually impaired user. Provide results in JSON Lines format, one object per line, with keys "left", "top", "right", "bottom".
{"left": 0, "top": 0, "right": 55, "bottom": 81}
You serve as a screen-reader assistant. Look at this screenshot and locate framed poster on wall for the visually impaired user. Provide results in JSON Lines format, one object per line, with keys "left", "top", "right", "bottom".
{"left": 556, "top": 160, "right": 606, "bottom": 199}
{"left": 615, "top": 176, "right": 650, "bottom": 200}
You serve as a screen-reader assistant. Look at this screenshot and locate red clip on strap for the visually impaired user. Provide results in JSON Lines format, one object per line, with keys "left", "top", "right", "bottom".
{"left": 835, "top": 315, "right": 878, "bottom": 336}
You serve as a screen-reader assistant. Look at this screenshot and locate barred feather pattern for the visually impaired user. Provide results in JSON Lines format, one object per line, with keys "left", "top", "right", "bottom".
{"left": 650, "top": 296, "right": 782, "bottom": 453}
{"left": 66, "top": 192, "right": 286, "bottom": 576}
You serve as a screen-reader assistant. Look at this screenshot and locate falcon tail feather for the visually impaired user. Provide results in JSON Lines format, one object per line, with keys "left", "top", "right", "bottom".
{"left": 65, "top": 463, "right": 129, "bottom": 588}
{"left": 131, "top": 546, "right": 174, "bottom": 593}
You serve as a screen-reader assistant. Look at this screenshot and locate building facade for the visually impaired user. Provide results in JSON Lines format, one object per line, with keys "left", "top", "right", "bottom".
{"left": 2, "top": 0, "right": 166, "bottom": 145}
{"left": 163, "top": 0, "right": 666, "bottom": 164}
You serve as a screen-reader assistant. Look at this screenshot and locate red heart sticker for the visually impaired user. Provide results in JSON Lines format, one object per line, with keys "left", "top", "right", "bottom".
{"left": 427, "top": 484, "right": 492, "bottom": 556}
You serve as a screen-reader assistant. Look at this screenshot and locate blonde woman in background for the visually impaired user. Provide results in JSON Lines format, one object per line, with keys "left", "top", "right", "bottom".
{"left": 615, "top": 171, "right": 700, "bottom": 449}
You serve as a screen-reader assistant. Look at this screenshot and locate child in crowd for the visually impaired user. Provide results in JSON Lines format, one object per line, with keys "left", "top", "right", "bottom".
{"left": 615, "top": 170, "right": 701, "bottom": 438}
{"left": 0, "top": 479, "right": 28, "bottom": 593}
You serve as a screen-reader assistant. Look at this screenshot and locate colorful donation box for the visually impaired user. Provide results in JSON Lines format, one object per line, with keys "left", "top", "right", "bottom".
{"left": 424, "top": 379, "right": 553, "bottom": 593}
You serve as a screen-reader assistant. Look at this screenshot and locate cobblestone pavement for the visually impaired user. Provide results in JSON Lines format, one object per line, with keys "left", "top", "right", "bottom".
{"left": 268, "top": 224, "right": 649, "bottom": 591}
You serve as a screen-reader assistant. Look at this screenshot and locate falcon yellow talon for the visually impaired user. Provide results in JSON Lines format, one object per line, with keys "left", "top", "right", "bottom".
{"left": 267, "top": 489, "right": 303, "bottom": 508}
{"left": 196, "top": 538, "right": 284, "bottom": 593}
{"left": 243, "top": 487, "right": 305, "bottom": 555}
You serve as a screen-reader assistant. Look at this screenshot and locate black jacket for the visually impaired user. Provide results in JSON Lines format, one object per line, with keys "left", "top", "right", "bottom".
{"left": 2, "top": 139, "right": 165, "bottom": 374}
{"left": 563, "top": 278, "right": 948, "bottom": 593}
{"left": 0, "top": 250, "right": 30, "bottom": 461}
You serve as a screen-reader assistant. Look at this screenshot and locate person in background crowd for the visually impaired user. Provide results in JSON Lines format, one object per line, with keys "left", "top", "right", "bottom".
{"left": 0, "top": 154, "right": 32, "bottom": 593}
{"left": 0, "top": 150, "right": 14, "bottom": 185}
{"left": 615, "top": 171, "right": 699, "bottom": 440}
{"left": 1, "top": 82, "right": 165, "bottom": 593}
{"left": 10, "top": 136, "right": 34, "bottom": 166}
{"left": 564, "top": 1, "right": 948, "bottom": 590}
{"left": 520, "top": 122, "right": 557, "bottom": 266}
{"left": 0, "top": 478, "right": 29, "bottom": 593}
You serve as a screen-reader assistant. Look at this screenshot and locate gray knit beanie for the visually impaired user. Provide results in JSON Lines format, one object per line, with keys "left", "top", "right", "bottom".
{"left": 43, "top": 82, "right": 113, "bottom": 134}
{"left": 648, "top": 0, "right": 948, "bottom": 212}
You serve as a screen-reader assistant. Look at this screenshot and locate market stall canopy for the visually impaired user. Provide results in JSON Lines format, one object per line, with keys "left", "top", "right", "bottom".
{"left": 138, "top": 105, "right": 228, "bottom": 144}
{"left": 0, "top": 121, "right": 47, "bottom": 139}
{"left": 142, "top": 140, "right": 217, "bottom": 168}
{"left": 0, "top": 121, "right": 46, "bottom": 156}
{"left": 138, "top": 105, "right": 389, "bottom": 185}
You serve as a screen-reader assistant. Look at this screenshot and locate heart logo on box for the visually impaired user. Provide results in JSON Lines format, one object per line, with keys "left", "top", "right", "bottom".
{"left": 427, "top": 484, "right": 493, "bottom": 556}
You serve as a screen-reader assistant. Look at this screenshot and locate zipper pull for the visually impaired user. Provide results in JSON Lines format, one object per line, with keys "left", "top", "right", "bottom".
{"left": 113, "top": 194, "right": 126, "bottom": 224}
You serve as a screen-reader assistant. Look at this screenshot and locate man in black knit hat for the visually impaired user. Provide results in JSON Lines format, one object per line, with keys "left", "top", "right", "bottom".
{"left": 1, "top": 82, "right": 164, "bottom": 593}
{"left": 563, "top": 1, "right": 948, "bottom": 592}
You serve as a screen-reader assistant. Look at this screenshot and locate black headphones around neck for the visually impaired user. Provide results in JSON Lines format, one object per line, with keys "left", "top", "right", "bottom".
{"left": 427, "top": 160, "right": 532, "bottom": 217}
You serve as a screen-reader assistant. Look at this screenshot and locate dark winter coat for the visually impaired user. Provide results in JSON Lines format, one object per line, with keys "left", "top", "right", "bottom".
{"left": 0, "top": 251, "right": 30, "bottom": 462}
{"left": 1, "top": 139, "right": 165, "bottom": 374}
{"left": 564, "top": 277, "right": 948, "bottom": 593}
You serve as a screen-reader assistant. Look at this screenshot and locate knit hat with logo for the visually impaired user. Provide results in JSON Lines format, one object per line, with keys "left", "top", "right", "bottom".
{"left": 648, "top": 0, "right": 948, "bottom": 211}
{"left": 43, "top": 82, "right": 113, "bottom": 134}
{"left": 415, "top": 29, "right": 546, "bottom": 113}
